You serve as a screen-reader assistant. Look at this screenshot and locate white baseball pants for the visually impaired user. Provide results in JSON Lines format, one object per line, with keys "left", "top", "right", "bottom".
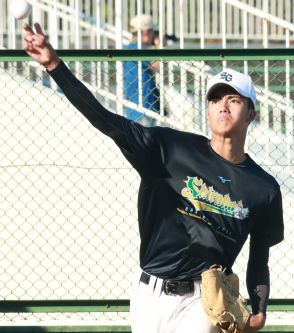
{"left": 130, "top": 268, "right": 219, "bottom": 333}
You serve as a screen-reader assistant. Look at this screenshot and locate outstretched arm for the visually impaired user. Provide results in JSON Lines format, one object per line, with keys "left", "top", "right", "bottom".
{"left": 23, "top": 23, "right": 132, "bottom": 151}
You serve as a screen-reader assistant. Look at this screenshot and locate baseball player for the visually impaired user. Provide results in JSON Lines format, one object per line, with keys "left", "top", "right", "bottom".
{"left": 23, "top": 23, "right": 284, "bottom": 333}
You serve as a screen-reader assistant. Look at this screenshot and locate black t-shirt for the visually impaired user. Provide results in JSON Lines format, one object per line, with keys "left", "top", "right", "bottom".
{"left": 121, "top": 125, "right": 283, "bottom": 279}
{"left": 49, "top": 61, "right": 284, "bottom": 280}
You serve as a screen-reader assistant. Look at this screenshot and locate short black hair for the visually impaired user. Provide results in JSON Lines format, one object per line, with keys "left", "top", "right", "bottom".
{"left": 248, "top": 98, "right": 255, "bottom": 110}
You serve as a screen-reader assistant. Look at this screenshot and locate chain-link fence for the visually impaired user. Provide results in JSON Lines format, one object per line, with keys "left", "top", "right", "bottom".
{"left": 0, "top": 50, "right": 293, "bottom": 326}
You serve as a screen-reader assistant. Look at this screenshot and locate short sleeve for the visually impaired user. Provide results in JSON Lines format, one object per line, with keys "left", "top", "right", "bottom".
{"left": 251, "top": 190, "right": 284, "bottom": 246}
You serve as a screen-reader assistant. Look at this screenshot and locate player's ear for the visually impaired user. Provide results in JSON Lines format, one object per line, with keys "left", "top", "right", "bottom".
{"left": 247, "top": 99, "right": 256, "bottom": 123}
{"left": 247, "top": 109, "right": 256, "bottom": 123}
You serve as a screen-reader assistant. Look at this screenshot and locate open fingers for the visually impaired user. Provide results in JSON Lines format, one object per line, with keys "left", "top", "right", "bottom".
{"left": 23, "top": 22, "right": 45, "bottom": 37}
{"left": 23, "top": 23, "right": 35, "bottom": 44}
{"left": 23, "top": 23, "right": 35, "bottom": 34}
{"left": 23, "top": 22, "right": 46, "bottom": 48}
{"left": 34, "top": 23, "right": 44, "bottom": 36}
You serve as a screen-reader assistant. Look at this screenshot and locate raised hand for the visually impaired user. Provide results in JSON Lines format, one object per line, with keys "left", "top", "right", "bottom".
{"left": 23, "top": 23, "right": 60, "bottom": 71}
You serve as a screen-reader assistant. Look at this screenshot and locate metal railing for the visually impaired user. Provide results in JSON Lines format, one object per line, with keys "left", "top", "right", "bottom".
{"left": 2, "top": 0, "right": 294, "bottom": 51}
{"left": 2, "top": 0, "right": 294, "bottom": 140}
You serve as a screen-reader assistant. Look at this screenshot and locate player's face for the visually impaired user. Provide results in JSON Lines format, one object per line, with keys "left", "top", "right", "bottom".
{"left": 207, "top": 86, "right": 255, "bottom": 137}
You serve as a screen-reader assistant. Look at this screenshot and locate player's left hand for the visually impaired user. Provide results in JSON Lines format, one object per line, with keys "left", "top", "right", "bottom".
{"left": 244, "top": 312, "right": 266, "bottom": 332}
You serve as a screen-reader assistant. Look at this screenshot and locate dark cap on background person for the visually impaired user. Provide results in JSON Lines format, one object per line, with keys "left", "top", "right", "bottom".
{"left": 206, "top": 68, "right": 256, "bottom": 109}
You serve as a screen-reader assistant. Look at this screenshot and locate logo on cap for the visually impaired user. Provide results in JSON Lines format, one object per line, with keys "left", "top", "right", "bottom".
{"left": 206, "top": 68, "right": 257, "bottom": 108}
{"left": 220, "top": 72, "right": 232, "bottom": 82}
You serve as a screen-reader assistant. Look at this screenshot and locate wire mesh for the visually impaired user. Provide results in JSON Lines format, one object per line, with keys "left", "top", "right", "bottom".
{"left": 0, "top": 55, "right": 293, "bottom": 326}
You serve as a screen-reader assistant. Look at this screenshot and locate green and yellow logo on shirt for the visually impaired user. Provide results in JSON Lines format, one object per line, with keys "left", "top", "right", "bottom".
{"left": 181, "top": 176, "right": 249, "bottom": 220}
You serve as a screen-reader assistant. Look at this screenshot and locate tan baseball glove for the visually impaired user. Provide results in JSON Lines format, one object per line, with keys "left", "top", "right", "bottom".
{"left": 201, "top": 265, "right": 250, "bottom": 333}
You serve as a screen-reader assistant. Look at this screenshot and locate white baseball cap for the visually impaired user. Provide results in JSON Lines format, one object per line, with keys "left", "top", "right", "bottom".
{"left": 130, "top": 14, "right": 154, "bottom": 32}
{"left": 206, "top": 68, "right": 256, "bottom": 108}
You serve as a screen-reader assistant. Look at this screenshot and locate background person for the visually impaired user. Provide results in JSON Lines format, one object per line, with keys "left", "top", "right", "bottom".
{"left": 123, "top": 14, "right": 160, "bottom": 125}
{"left": 23, "top": 23, "right": 284, "bottom": 333}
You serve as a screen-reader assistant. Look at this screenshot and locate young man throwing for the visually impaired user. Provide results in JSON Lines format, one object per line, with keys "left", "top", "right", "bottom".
{"left": 23, "top": 23, "right": 284, "bottom": 333}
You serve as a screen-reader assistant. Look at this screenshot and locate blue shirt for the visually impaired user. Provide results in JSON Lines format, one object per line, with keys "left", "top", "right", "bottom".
{"left": 123, "top": 43, "right": 159, "bottom": 122}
